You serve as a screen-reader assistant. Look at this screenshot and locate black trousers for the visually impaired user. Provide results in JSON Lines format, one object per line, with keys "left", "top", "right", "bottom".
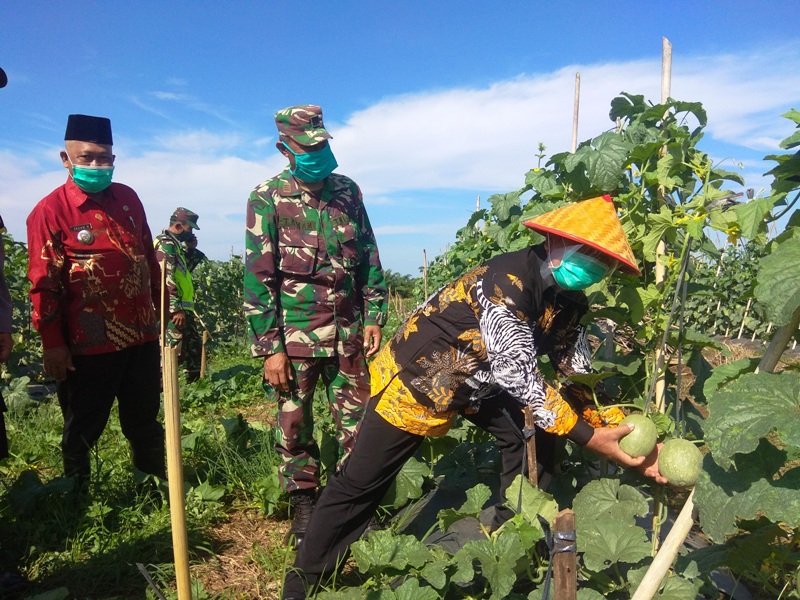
{"left": 56, "top": 341, "right": 165, "bottom": 478}
{"left": 284, "top": 392, "right": 557, "bottom": 598}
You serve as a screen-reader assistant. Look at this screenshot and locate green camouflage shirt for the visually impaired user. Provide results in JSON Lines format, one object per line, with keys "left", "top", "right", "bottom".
{"left": 244, "top": 168, "right": 387, "bottom": 358}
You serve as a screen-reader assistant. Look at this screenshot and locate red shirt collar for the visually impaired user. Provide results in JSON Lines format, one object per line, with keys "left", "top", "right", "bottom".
{"left": 63, "top": 176, "right": 112, "bottom": 207}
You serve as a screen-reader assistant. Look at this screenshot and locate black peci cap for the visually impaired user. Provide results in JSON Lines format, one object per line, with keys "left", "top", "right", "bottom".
{"left": 64, "top": 114, "right": 113, "bottom": 145}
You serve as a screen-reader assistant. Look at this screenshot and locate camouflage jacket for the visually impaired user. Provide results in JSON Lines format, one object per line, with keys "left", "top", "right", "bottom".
{"left": 154, "top": 230, "right": 195, "bottom": 313}
{"left": 244, "top": 168, "right": 387, "bottom": 358}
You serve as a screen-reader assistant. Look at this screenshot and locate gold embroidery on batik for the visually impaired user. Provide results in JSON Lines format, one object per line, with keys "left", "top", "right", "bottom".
{"left": 412, "top": 347, "right": 478, "bottom": 411}
{"left": 457, "top": 328, "right": 486, "bottom": 359}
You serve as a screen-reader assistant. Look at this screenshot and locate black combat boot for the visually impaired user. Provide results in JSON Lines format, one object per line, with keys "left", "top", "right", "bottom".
{"left": 285, "top": 488, "right": 316, "bottom": 548}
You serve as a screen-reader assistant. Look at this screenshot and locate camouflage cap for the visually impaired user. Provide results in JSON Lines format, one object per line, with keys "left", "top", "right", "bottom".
{"left": 274, "top": 104, "right": 332, "bottom": 146}
{"left": 171, "top": 207, "right": 200, "bottom": 230}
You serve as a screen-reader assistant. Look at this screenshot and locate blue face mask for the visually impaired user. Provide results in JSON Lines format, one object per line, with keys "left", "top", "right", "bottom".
{"left": 550, "top": 252, "right": 609, "bottom": 290}
{"left": 283, "top": 142, "right": 338, "bottom": 183}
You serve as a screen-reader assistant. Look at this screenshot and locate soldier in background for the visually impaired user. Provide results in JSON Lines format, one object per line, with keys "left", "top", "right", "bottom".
{"left": 244, "top": 105, "right": 387, "bottom": 547}
{"left": 185, "top": 233, "right": 208, "bottom": 272}
{"left": 26, "top": 114, "right": 165, "bottom": 487}
{"left": 155, "top": 208, "right": 202, "bottom": 382}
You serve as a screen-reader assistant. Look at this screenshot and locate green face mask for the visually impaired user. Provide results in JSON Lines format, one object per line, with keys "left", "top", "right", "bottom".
{"left": 551, "top": 252, "right": 609, "bottom": 290}
{"left": 71, "top": 164, "right": 114, "bottom": 194}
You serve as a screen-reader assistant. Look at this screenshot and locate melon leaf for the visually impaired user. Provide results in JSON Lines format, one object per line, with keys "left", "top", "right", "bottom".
{"left": 754, "top": 235, "right": 800, "bottom": 326}
{"left": 694, "top": 442, "right": 800, "bottom": 541}
{"left": 705, "top": 372, "right": 800, "bottom": 470}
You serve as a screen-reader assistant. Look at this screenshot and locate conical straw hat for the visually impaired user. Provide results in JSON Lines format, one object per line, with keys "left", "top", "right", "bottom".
{"left": 524, "top": 195, "right": 640, "bottom": 275}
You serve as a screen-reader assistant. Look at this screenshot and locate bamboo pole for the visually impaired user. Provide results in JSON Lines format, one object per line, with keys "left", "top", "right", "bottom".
{"left": 653, "top": 37, "right": 672, "bottom": 415}
{"left": 422, "top": 249, "right": 428, "bottom": 299}
{"left": 553, "top": 509, "right": 577, "bottom": 600}
{"left": 631, "top": 489, "right": 695, "bottom": 600}
{"left": 163, "top": 345, "right": 192, "bottom": 599}
{"left": 737, "top": 298, "right": 752, "bottom": 339}
{"left": 757, "top": 304, "right": 800, "bottom": 374}
{"left": 159, "top": 260, "right": 192, "bottom": 599}
{"left": 649, "top": 37, "right": 674, "bottom": 555}
{"left": 159, "top": 259, "right": 167, "bottom": 347}
{"left": 571, "top": 73, "right": 580, "bottom": 153}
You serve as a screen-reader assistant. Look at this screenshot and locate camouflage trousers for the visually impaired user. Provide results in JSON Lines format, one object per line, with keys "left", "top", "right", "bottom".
{"left": 164, "top": 310, "right": 202, "bottom": 381}
{"left": 272, "top": 353, "right": 370, "bottom": 493}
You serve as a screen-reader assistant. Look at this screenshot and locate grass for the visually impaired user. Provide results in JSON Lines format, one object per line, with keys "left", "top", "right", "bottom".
{"left": 0, "top": 342, "right": 296, "bottom": 599}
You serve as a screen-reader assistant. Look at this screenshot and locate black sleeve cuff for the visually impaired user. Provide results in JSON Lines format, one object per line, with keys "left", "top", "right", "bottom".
{"left": 566, "top": 419, "right": 594, "bottom": 446}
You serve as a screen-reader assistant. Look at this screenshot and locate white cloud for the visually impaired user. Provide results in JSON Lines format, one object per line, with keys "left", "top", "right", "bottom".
{"left": 3, "top": 44, "right": 799, "bottom": 274}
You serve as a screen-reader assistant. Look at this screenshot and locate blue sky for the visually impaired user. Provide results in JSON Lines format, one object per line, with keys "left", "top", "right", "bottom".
{"left": 2, "top": 1, "right": 799, "bottom": 274}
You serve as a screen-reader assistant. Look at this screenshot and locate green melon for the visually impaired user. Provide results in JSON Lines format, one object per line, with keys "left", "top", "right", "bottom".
{"left": 618, "top": 413, "right": 658, "bottom": 458}
{"left": 659, "top": 438, "right": 703, "bottom": 487}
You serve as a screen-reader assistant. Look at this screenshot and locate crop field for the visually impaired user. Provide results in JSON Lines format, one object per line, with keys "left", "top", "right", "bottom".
{"left": 1, "top": 95, "right": 799, "bottom": 599}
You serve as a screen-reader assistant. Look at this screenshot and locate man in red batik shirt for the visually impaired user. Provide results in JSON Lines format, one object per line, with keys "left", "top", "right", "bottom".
{"left": 26, "top": 114, "right": 166, "bottom": 489}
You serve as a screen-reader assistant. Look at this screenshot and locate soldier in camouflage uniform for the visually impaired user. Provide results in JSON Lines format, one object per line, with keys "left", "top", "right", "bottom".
{"left": 244, "top": 105, "right": 387, "bottom": 546}
{"left": 155, "top": 207, "right": 202, "bottom": 382}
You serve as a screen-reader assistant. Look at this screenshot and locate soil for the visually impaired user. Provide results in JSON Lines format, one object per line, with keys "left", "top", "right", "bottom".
{"left": 192, "top": 508, "right": 290, "bottom": 599}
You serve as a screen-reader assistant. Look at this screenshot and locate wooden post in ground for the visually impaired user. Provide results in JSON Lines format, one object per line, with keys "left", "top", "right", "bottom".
{"left": 631, "top": 490, "right": 695, "bottom": 600}
{"left": 422, "top": 249, "right": 428, "bottom": 299}
{"left": 571, "top": 72, "right": 580, "bottom": 153}
{"left": 200, "top": 330, "right": 209, "bottom": 379}
{"left": 524, "top": 407, "right": 538, "bottom": 486}
{"left": 160, "top": 260, "right": 192, "bottom": 599}
{"left": 653, "top": 36, "right": 673, "bottom": 415}
{"left": 159, "top": 259, "right": 167, "bottom": 346}
{"left": 553, "top": 509, "right": 577, "bottom": 600}
{"left": 163, "top": 345, "right": 192, "bottom": 599}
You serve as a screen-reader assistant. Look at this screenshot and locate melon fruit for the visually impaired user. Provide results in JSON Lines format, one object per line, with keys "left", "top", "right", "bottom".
{"left": 618, "top": 413, "right": 658, "bottom": 458}
{"left": 659, "top": 438, "right": 703, "bottom": 487}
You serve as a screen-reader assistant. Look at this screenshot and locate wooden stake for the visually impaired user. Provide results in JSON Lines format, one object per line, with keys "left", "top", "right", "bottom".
{"left": 757, "top": 304, "right": 800, "bottom": 374}
{"left": 524, "top": 406, "right": 538, "bottom": 486}
{"left": 200, "top": 330, "right": 209, "bottom": 379}
{"left": 631, "top": 490, "right": 695, "bottom": 600}
{"left": 159, "top": 259, "right": 167, "bottom": 347}
{"left": 159, "top": 259, "right": 192, "bottom": 599}
{"left": 737, "top": 298, "right": 752, "bottom": 339}
{"left": 571, "top": 72, "right": 580, "bottom": 153}
{"left": 163, "top": 345, "right": 192, "bottom": 599}
{"left": 553, "top": 509, "right": 577, "bottom": 600}
{"left": 422, "top": 249, "right": 428, "bottom": 299}
{"left": 653, "top": 37, "right": 673, "bottom": 415}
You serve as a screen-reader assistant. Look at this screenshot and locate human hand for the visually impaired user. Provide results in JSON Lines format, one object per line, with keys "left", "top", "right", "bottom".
{"left": 264, "top": 352, "right": 293, "bottom": 392}
{"left": 171, "top": 310, "right": 186, "bottom": 328}
{"left": 43, "top": 345, "right": 75, "bottom": 381}
{"left": 363, "top": 325, "right": 382, "bottom": 358}
{"left": 636, "top": 442, "right": 668, "bottom": 484}
{"left": 0, "top": 332, "right": 12, "bottom": 363}
{"left": 585, "top": 425, "right": 667, "bottom": 484}
{"left": 585, "top": 424, "right": 647, "bottom": 468}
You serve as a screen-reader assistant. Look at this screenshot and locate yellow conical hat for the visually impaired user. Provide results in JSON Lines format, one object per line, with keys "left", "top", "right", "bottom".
{"left": 524, "top": 195, "right": 640, "bottom": 275}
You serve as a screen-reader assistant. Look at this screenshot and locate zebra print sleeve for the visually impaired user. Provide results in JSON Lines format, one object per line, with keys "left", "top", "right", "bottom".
{"left": 476, "top": 279, "right": 559, "bottom": 430}
{"left": 551, "top": 325, "right": 593, "bottom": 376}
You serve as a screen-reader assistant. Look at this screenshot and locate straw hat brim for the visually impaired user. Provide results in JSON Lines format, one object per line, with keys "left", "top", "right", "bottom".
{"left": 524, "top": 195, "right": 641, "bottom": 276}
